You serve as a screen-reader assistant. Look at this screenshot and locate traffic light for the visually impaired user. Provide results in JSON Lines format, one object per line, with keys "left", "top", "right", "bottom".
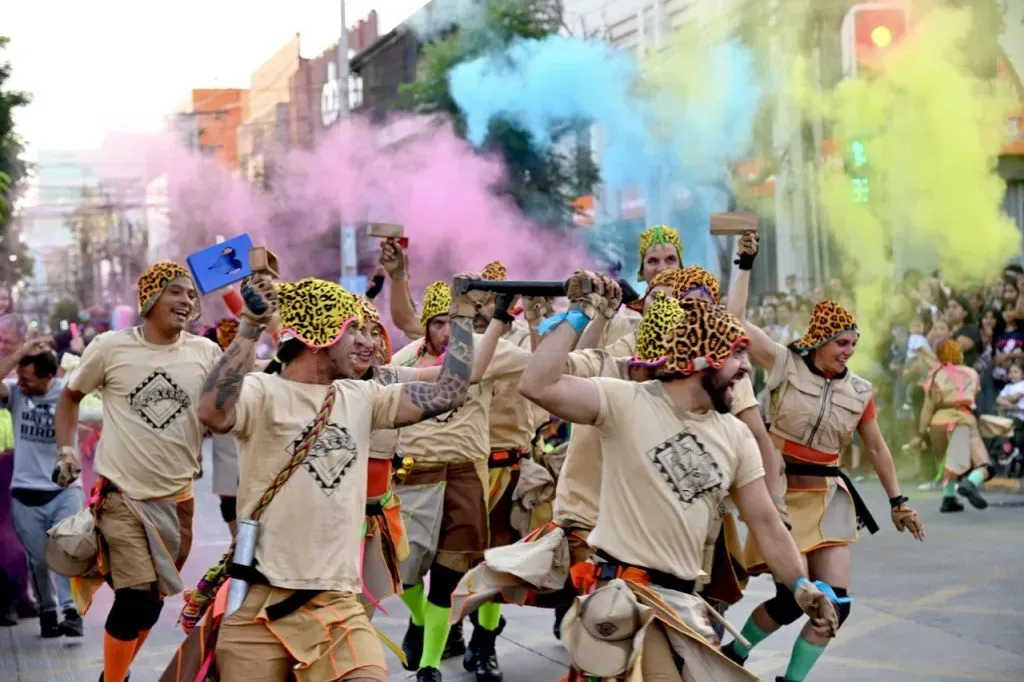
{"left": 841, "top": 3, "right": 909, "bottom": 79}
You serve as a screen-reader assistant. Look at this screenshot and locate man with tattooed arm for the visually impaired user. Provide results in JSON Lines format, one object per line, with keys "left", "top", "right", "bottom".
{"left": 197, "top": 272, "right": 477, "bottom": 682}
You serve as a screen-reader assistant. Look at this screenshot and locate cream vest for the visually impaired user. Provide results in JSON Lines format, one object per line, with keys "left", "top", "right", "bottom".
{"left": 767, "top": 348, "right": 873, "bottom": 455}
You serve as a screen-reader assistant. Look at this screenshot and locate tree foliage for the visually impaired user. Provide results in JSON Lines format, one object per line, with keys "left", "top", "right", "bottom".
{"left": 398, "top": 0, "right": 598, "bottom": 226}
{"left": 0, "top": 36, "right": 33, "bottom": 284}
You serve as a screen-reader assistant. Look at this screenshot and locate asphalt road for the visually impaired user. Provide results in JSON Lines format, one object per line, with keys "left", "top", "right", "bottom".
{"left": 2, "top": 443, "right": 1023, "bottom": 682}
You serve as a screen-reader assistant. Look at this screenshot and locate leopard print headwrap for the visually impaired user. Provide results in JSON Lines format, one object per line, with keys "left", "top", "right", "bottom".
{"left": 791, "top": 300, "right": 858, "bottom": 355}
{"left": 637, "top": 225, "right": 682, "bottom": 280}
{"left": 676, "top": 265, "right": 721, "bottom": 304}
{"left": 481, "top": 261, "right": 507, "bottom": 281}
{"left": 215, "top": 318, "right": 239, "bottom": 350}
{"left": 278, "top": 277, "right": 363, "bottom": 349}
{"left": 137, "top": 260, "right": 200, "bottom": 320}
{"left": 631, "top": 295, "right": 749, "bottom": 376}
{"left": 358, "top": 296, "right": 392, "bottom": 364}
{"left": 420, "top": 281, "right": 452, "bottom": 326}
{"left": 632, "top": 292, "right": 686, "bottom": 363}
{"left": 629, "top": 267, "right": 686, "bottom": 312}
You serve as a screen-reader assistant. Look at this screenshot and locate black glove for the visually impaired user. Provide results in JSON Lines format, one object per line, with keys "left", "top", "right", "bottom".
{"left": 494, "top": 293, "right": 515, "bottom": 324}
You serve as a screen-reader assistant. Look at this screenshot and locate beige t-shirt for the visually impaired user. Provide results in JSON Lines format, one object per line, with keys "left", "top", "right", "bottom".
{"left": 232, "top": 373, "right": 402, "bottom": 592}
{"left": 489, "top": 323, "right": 544, "bottom": 451}
{"left": 68, "top": 328, "right": 221, "bottom": 500}
{"left": 367, "top": 366, "right": 418, "bottom": 460}
{"left": 392, "top": 336, "right": 529, "bottom": 463}
{"left": 553, "top": 349, "right": 630, "bottom": 528}
{"left": 586, "top": 378, "right": 764, "bottom": 580}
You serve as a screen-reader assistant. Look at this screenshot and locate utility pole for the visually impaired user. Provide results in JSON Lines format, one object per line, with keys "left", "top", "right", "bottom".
{"left": 339, "top": 0, "right": 356, "bottom": 287}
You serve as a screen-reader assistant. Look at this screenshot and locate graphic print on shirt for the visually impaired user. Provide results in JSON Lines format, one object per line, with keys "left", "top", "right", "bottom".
{"left": 128, "top": 368, "right": 192, "bottom": 430}
{"left": 19, "top": 399, "right": 56, "bottom": 443}
{"left": 647, "top": 432, "right": 723, "bottom": 507}
{"left": 295, "top": 421, "right": 358, "bottom": 495}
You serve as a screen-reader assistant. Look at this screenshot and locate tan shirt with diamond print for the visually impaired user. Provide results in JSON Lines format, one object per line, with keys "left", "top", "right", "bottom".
{"left": 392, "top": 336, "right": 530, "bottom": 464}
{"left": 67, "top": 328, "right": 221, "bottom": 500}
{"left": 231, "top": 373, "right": 402, "bottom": 593}
{"left": 587, "top": 378, "right": 765, "bottom": 580}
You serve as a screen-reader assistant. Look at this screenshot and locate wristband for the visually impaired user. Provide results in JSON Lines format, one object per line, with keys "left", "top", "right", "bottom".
{"left": 734, "top": 253, "right": 756, "bottom": 270}
{"left": 889, "top": 494, "right": 909, "bottom": 509}
{"left": 812, "top": 579, "right": 852, "bottom": 604}
{"left": 791, "top": 576, "right": 811, "bottom": 593}
{"left": 537, "top": 310, "right": 591, "bottom": 336}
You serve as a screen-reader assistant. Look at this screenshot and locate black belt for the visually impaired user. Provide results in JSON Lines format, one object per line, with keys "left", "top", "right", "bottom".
{"left": 227, "top": 563, "right": 321, "bottom": 621}
{"left": 365, "top": 500, "right": 386, "bottom": 516}
{"left": 488, "top": 448, "right": 526, "bottom": 469}
{"left": 11, "top": 488, "right": 63, "bottom": 507}
{"left": 595, "top": 550, "right": 696, "bottom": 594}
{"left": 784, "top": 462, "right": 880, "bottom": 534}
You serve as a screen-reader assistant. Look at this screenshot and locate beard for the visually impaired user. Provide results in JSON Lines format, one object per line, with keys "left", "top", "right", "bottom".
{"left": 701, "top": 368, "right": 736, "bottom": 414}
{"left": 473, "top": 313, "right": 490, "bottom": 332}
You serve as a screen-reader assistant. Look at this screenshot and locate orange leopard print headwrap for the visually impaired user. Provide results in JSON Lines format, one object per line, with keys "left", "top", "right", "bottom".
{"left": 675, "top": 265, "right": 721, "bottom": 304}
{"left": 481, "top": 261, "right": 507, "bottom": 281}
{"left": 791, "top": 300, "right": 859, "bottom": 355}
{"left": 215, "top": 318, "right": 239, "bottom": 349}
{"left": 358, "top": 296, "right": 392, "bottom": 364}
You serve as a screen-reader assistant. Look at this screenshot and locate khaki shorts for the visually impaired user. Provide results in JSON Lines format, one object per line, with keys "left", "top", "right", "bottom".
{"left": 96, "top": 490, "right": 194, "bottom": 590}
{"left": 216, "top": 585, "right": 387, "bottom": 682}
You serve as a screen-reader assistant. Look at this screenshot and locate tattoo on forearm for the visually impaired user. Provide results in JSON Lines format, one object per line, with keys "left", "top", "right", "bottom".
{"left": 401, "top": 315, "right": 473, "bottom": 421}
{"left": 201, "top": 343, "right": 252, "bottom": 413}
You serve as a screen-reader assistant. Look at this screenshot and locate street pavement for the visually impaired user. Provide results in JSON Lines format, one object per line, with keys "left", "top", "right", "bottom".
{"left": 3, "top": 442, "right": 1024, "bottom": 682}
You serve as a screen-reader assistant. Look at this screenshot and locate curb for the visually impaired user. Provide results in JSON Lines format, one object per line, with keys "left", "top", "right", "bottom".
{"left": 983, "top": 477, "right": 1023, "bottom": 493}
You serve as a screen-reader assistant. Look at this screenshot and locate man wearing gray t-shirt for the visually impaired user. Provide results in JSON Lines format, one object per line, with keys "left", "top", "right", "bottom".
{"left": 1, "top": 340, "right": 84, "bottom": 638}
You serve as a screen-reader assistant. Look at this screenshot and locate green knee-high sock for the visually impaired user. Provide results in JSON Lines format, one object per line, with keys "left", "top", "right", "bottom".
{"left": 478, "top": 602, "right": 502, "bottom": 631}
{"left": 967, "top": 468, "right": 988, "bottom": 487}
{"left": 400, "top": 584, "right": 426, "bottom": 626}
{"left": 420, "top": 602, "right": 452, "bottom": 670}
{"left": 730, "top": 617, "right": 770, "bottom": 658}
{"left": 783, "top": 636, "right": 827, "bottom": 681}
{"left": 943, "top": 481, "right": 957, "bottom": 498}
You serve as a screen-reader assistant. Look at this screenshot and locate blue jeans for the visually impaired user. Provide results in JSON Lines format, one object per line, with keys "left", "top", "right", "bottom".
{"left": 10, "top": 487, "right": 84, "bottom": 614}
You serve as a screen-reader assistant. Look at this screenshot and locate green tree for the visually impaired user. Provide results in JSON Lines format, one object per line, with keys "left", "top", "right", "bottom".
{"left": 49, "top": 298, "right": 80, "bottom": 332}
{"left": 398, "top": 0, "right": 598, "bottom": 225}
{"left": 0, "top": 36, "right": 33, "bottom": 284}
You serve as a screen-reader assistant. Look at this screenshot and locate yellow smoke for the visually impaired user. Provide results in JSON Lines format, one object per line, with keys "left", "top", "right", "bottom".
{"left": 795, "top": 4, "right": 1018, "bottom": 370}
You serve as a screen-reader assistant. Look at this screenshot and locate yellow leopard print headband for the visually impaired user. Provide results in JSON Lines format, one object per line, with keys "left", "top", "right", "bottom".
{"left": 481, "top": 261, "right": 507, "bottom": 281}
{"left": 278, "top": 278, "right": 363, "bottom": 349}
{"left": 791, "top": 300, "right": 858, "bottom": 355}
{"left": 631, "top": 295, "right": 749, "bottom": 376}
{"left": 420, "top": 281, "right": 452, "bottom": 326}
{"left": 637, "top": 225, "right": 682, "bottom": 280}
{"left": 632, "top": 291, "right": 686, "bottom": 363}
{"left": 137, "top": 260, "right": 200, "bottom": 320}
{"left": 358, "top": 296, "right": 392, "bottom": 364}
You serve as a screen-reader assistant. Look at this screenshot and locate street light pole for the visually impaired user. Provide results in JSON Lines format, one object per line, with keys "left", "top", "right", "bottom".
{"left": 339, "top": 0, "right": 355, "bottom": 286}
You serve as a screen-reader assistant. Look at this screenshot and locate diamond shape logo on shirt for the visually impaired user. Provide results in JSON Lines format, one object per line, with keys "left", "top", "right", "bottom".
{"left": 128, "top": 369, "right": 191, "bottom": 431}
{"left": 292, "top": 422, "right": 358, "bottom": 496}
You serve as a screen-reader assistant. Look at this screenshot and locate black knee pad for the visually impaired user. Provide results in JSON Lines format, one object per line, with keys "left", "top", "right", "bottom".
{"left": 427, "top": 564, "right": 464, "bottom": 608}
{"left": 105, "top": 588, "right": 157, "bottom": 641}
{"left": 981, "top": 463, "right": 996, "bottom": 481}
{"left": 219, "top": 496, "right": 237, "bottom": 524}
{"left": 138, "top": 593, "right": 164, "bottom": 631}
{"left": 834, "top": 587, "right": 851, "bottom": 627}
{"left": 763, "top": 581, "right": 804, "bottom": 626}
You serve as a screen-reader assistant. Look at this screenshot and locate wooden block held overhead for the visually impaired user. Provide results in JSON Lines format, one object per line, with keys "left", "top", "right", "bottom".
{"left": 709, "top": 212, "right": 759, "bottom": 235}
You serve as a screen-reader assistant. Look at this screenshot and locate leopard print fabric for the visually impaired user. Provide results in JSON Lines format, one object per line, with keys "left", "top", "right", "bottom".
{"left": 278, "top": 278, "right": 363, "bottom": 349}
{"left": 215, "top": 318, "right": 239, "bottom": 350}
{"left": 791, "top": 300, "right": 858, "bottom": 355}
{"left": 632, "top": 291, "right": 685, "bottom": 363}
{"left": 358, "top": 296, "right": 392, "bottom": 364}
{"left": 137, "top": 260, "right": 199, "bottom": 319}
{"left": 631, "top": 296, "right": 749, "bottom": 376}
{"left": 676, "top": 265, "right": 721, "bottom": 304}
{"left": 637, "top": 224, "right": 682, "bottom": 280}
{"left": 420, "top": 281, "right": 452, "bottom": 326}
{"left": 481, "top": 260, "right": 507, "bottom": 281}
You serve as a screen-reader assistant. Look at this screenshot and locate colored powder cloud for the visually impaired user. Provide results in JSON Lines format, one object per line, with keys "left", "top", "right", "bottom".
{"left": 793, "top": 4, "right": 1019, "bottom": 369}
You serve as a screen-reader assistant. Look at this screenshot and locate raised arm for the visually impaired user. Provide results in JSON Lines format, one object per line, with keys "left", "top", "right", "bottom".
{"left": 0, "top": 338, "right": 52, "bottom": 401}
{"left": 519, "top": 272, "right": 616, "bottom": 425}
{"left": 198, "top": 275, "right": 276, "bottom": 434}
{"left": 522, "top": 297, "right": 555, "bottom": 351}
{"left": 381, "top": 240, "right": 424, "bottom": 340}
{"left": 726, "top": 232, "right": 776, "bottom": 371}
{"left": 391, "top": 278, "right": 475, "bottom": 427}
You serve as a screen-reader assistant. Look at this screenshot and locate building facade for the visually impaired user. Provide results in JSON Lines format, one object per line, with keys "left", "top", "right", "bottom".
{"left": 177, "top": 89, "right": 248, "bottom": 169}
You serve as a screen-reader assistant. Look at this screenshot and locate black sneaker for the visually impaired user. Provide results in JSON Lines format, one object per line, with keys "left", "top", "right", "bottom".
{"left": 940, "top": 496, "right": 964, "bottom": 513}
{"left": 401, "top": 620, "right": 424, "bottom": 671}
{"left": 416, "top": 667, "right": 442, "bottom": 682}
{"left": 957, "top": 480, "right": 988, "bottom": 509}
{"left": 40, "top": 610, "right": 61, "bottom": 638}
{"left": 60, "top": 608, "right": 84, "bottom": 637}
{"left": 443, "top": 619, "right": 466, "bottom": 659}
{"left": 97, "top": 674, "right": 130, "bottom": 681}
{"left": 463, "top": 618, "right": 504, "bottom": 682}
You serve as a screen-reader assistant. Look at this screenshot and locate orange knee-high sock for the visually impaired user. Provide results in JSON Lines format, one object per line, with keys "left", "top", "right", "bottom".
{"left": 103, "top": 632, "right": 137, "bottom": 682}
{"left": 132, "top": 629, "right": 152, "bottom": 660}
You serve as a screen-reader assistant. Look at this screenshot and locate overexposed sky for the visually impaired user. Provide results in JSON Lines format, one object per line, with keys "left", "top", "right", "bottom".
{"left": 5, "top": 0, "right": 430, "bottom": 155}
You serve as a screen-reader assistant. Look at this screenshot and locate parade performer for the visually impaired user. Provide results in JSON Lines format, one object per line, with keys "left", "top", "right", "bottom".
{"left": 53, "top": 260, "right": 220, "bottom": 682}
{"left": 204, "top": 318, "right": 242, "bottom": 535}
{"left": 197, "top": 274, "right": 477, "bottom": 682}
{"left": 518, "top": 272, "right": 838, "bottom": 682}
{"left": 722, "top": 236, "right": 924, "bottom": 682}
{"left": 919, "top": 338, "right": 994, "bottom": 512}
